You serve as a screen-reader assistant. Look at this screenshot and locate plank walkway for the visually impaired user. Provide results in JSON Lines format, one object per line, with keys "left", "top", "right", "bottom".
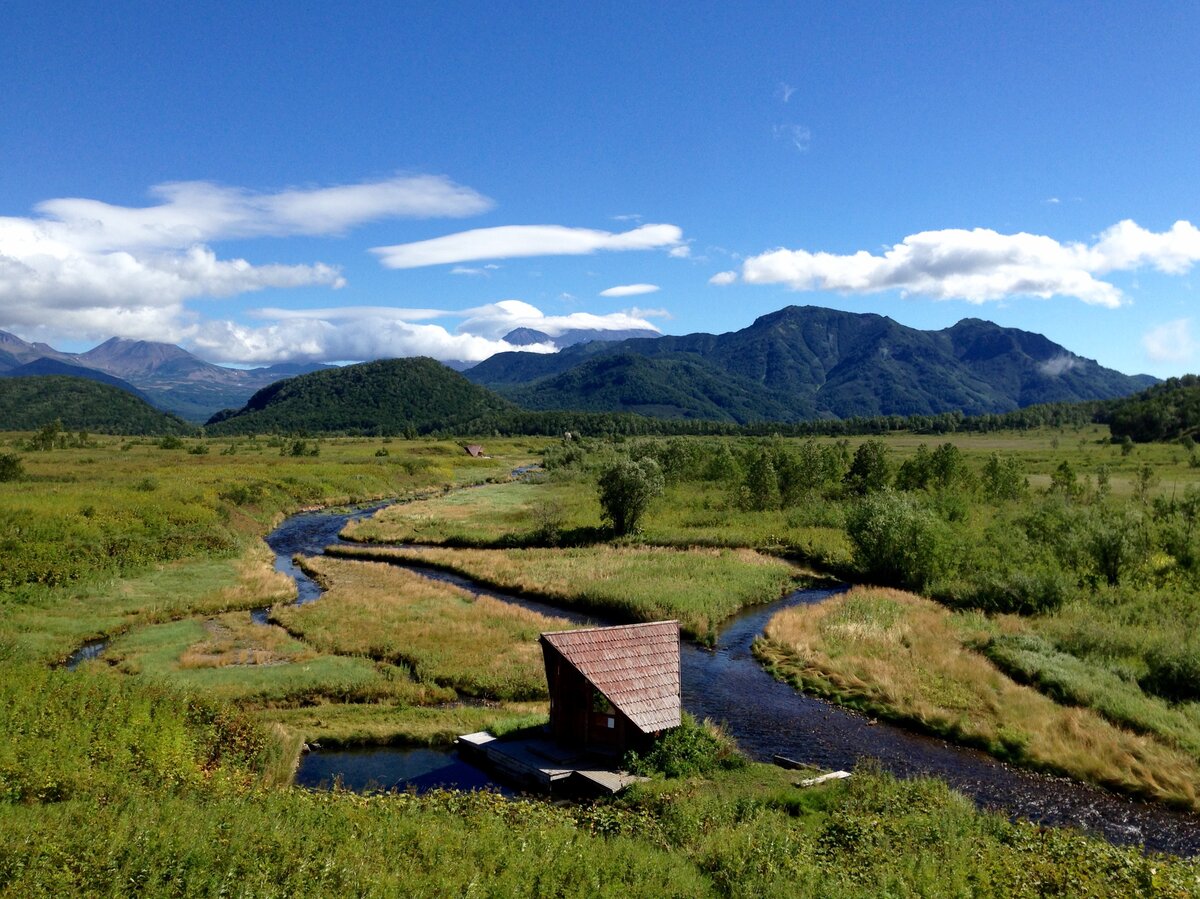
{"left": 457, "top": 731, "right": 647, "bottom": 795}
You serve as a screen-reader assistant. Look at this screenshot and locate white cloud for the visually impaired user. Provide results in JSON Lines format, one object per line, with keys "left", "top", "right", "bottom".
{"left": 0, "top": 174, "right": 493, "bottom": 342}
{"left": 777, "top": 82, "right": 797, "bottom": 103}
{"left": 188, "top": 316, "right": 554, "bottom": 365}
{"left": 1142, "top": 319, "right": 1197, "bottom": 363}
{"left": 739, "top": 220, "right": 1200, "bottom": 307}
{"left": 599, "top": 283, "right": 660, "bottom": 298}
{"left": 371, "top": 223, "right": 684, "bottom": 269}
{"left": 709, "top": 270, "right": 738, "bottom": 286}
{"left": 456, "top": 299, "right": 662, "bottom": 341}
{"left": 774, "top": 124, "right": 811, "bottom": 151}
{"left": 668, "top": 244, "right": 691, "bottom": 258}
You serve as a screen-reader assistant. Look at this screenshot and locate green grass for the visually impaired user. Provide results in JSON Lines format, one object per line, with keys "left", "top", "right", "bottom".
{"left": 100, "top": 616, "right": 448, "bottom": 707}
{"left": 272, "top": 556, "right": 576, "bottom": 700}
{"left": 3, "top": 761, "right": 1197, "bottom": 897}
{"left": 982, "top": 632, "right": 1200, "bottom": 760}
{"left": 327, "top": 543, "right": 812, "bottom": 643}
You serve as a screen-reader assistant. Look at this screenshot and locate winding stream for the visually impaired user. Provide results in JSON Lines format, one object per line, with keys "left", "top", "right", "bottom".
{"left": 274, "top": 500, "right": 1200, "bottom": 855}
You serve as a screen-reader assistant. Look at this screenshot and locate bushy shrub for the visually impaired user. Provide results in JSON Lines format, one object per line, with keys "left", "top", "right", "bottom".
{"left": 1140, "top": 643, "right": 1200, "bottom": 703}
{"left": 623, "top": 713, "right": 745, "bottom": 779}
{"left": 947, "top": 566, "right": 1070, "bottom": 615}
{"left": 0, "top": 453, "right": 23, "bottom": 482}
{"left": 845, "top": 491, "right": 949, "bottom": 591}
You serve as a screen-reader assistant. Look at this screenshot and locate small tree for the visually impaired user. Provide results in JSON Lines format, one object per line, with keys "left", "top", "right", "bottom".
{"left": 843, "top": 439, "right": 891, "bottom": 496}
{"left": 597, "top": 458, "right": 664, "bottom": 536}
{"left": 740, "top": 449, "right": 780, "bottom": 511}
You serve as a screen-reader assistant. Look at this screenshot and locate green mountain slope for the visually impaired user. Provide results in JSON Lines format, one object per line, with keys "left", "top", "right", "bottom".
{"left": 467, "top": 305, "right": 1154, "bottom": 421}
{"left": 206, "top": 357, "right": 517, "bottom": 435}
{"left": 0, "top": 376, "right": 193, "bottom": 435}
{"left": 501, "top": 353, "right": 806, "bottom": 423}
{"left": 1102, "top": 375, "right": 1200, "bottom": 442}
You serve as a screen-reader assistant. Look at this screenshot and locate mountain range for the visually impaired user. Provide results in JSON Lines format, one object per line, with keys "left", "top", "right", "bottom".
{"left": 466, "top": 306, "right": 1157, "bottom": 422}
{"left": 0, "top": 307, "right": 1158, "bottom": 429}
{"left": 0, "top": 332, "right": 335, "bottom": 422}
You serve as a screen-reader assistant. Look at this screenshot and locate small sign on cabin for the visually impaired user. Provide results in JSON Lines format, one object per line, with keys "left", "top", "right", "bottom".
{"left": 540, "top": 621, "right": 681, "bottom": 755}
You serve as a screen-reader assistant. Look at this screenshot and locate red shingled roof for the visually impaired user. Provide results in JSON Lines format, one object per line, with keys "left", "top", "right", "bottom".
{"left": 541, "top": 621, "right": 681, "bottom": 734}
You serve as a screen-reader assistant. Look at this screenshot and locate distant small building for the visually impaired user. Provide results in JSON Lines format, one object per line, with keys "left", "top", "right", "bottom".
{"left": 540, "top": 621, "right": 681, "bottom": 755}
{"left": 463, "top": 444, "right": 486, "bottom": 458}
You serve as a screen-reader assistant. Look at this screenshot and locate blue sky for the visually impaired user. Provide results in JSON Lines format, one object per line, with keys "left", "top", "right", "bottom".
{"left": 1, "top": 2, "right": 1198, "bottom": 376}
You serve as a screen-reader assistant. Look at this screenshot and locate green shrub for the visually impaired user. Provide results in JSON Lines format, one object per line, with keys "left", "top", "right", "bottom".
{"left": 845, "top": 491, "right": 949, "bottom": 591}
{"left": 623, "top": 713, "right": 745, "bottom": 779}
{"left": 0, "top": 453, "right": 23, "bottom": 482}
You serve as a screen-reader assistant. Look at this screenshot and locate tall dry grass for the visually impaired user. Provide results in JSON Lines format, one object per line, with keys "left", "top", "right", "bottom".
{"left": 329, "top": 543, "right": 808, "bottom": 642}
{"left": 273, "top": 556, "right": 575, "bottom": 700}
{"left": 757, "top": 586, "right": 1200, "bottom": 810}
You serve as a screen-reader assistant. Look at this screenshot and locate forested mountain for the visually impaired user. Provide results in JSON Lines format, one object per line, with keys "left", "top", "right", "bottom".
{"left": 0, "top": 376, "right": 193, "bottom": 435}
{"left": 206, "top": 357, "right": 517, "bottom": 435}
{"left": 0, "top": 358, "right": 151, "bottom": 403}
{"left": 1103, "top": 375, "right": 1200, "bottom": 442}
{"left": 466, "top": 306, "right": 1155, "bottom": 422}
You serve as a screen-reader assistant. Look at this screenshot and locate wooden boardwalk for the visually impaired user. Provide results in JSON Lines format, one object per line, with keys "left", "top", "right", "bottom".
{"left": 457, "top": 731, "right": 647, "bottom": 795}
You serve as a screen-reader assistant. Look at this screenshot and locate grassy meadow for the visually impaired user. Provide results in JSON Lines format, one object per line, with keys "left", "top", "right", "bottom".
{"left": 5, "top": 426, "right": 1200, "bottom": 893}
{"left": 329, "top": 542, "right": 812, "bottom": 643}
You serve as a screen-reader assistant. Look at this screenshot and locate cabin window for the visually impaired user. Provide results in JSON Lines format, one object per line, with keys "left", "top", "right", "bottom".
{"left": 607, "top": 717, "right": 615, "bottom": 729}
{"left": 592, "top": 692, "right": 614, "bottom": 714}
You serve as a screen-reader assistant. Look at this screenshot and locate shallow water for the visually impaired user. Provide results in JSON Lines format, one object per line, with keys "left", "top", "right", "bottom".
{"left": 295, "top": 745, "right": 509, "bottom": 795}
{"left": 63, "top": 638, "right": 108, "bottom": 670}
{"left": 275, "top": 500, "right": 1200, "bottom": 855}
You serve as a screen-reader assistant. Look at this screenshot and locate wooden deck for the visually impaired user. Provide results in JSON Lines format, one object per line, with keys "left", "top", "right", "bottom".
{"left": 457, "top": 731, "right": 647, "bottom": 795}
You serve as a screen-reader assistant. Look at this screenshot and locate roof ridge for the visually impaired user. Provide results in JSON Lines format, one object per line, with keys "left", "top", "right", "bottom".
{"left": 541, "top": 619, "right": 677, "bottom": 638}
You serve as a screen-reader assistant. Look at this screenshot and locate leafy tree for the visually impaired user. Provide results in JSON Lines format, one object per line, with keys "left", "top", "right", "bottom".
{"left": 740, "top": 449, "right": 780, "bottom": 511}
{"left": 981, "top": 453, "right": 1027, "bottom": 502}
{"left": 1049, "top": 460, "right": 1082, "bottom": 499}
{"left": 895, "top": 443, "right": 933, "bottom": 492}
{"left": 843, "top": 439, "right": 891, "bottom": 496}
{"left": 28, "top": 418, "right": 64, "bottom": 451}
{"left": 597, "top": 457, "right": 664, "bottom": 536}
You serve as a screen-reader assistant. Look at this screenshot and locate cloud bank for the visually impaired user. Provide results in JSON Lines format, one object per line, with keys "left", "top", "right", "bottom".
{"left": 371, "top": 223, "right": 684, "bottom": 269}
{"left": 0, "top": 175, "right": 493, "bottom": 341}
{"left": 732, "top": 220, "right": 1200, "bottom": 307}
{"left": 183, "top": 299, "right": 662, "bottom": 365}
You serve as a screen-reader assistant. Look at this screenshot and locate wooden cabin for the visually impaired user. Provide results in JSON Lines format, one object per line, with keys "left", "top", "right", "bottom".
{"left": 463, "top": 444, "right": 486, "bottom": 458}
{"left": 539, "top": 621, "right": 680, "bottom": 755}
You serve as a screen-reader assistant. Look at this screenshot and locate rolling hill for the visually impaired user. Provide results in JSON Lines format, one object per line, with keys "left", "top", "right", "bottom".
{"left": 205, "top": 357, "right": 517, "bottom": 435}
{"left": 0, "top": 376, "right": 194, "bottom": 435}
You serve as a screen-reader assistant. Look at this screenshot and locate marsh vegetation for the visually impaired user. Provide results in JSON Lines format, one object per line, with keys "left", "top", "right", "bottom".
{"left": 3, "top": 427, "right": 1200, "bottom": 893}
